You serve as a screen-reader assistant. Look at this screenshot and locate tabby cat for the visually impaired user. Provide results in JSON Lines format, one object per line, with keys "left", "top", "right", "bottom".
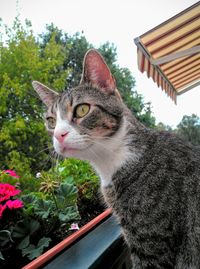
{"left": 32, "top": 49, "right": 200, "bottom": 269}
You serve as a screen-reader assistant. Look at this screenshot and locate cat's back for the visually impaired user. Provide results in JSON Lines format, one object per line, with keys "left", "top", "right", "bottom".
{"left": 148, "top": 129, "right": 200, "bottom": 180}
{"left": 105, "top": 127, "right": 200, "bottom": 227}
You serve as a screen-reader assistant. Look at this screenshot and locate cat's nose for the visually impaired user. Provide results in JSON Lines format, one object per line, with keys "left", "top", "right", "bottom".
{"left": 54, "top": 131, "right": 69, "bottom": 143}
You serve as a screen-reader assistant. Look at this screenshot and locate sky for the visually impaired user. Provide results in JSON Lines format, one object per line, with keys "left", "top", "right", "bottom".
{"left": 0, "top": 0, "right": 199, "bottom": 127}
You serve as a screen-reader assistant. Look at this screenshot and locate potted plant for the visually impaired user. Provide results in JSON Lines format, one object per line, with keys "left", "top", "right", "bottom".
{"left": 0, "top": 160, "right": 106, "bottom": 268}
{"left": 0, "top": 169, "right": 81, "bottom": 268}
{"left": 22, "top": 207, "right": 132, "bottom": 269}
{"left": 0, "top": 164, "right": 131, "bottom": 269}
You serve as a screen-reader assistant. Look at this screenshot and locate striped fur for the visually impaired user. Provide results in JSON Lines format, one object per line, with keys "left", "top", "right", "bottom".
{"left": 33, "top": 50, "right": 200, "bottom": 269}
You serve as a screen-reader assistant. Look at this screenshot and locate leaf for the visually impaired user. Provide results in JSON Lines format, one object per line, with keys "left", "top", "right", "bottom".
{"left": 58, "top": 167, "right": 65, "bottom": 173}
{"left": 13, "top": 219, "right": 40, "bottom": 238}
{"left": 22, "top": 244, "right": 35, "bottom": 259}
{"left": 21, "top": 193, "right": 37, "bottom": 204}
{"left": 17, "top": 235, "right": 30, "bottom": 250}
{"left": 58, "top": 206, "right": 80, "bottom": 222}
{"left": 22, "top": 237, "right": 51, "bottom": 260}
{"left": 56, "top": 183, "right": 78, "bottom": 206}
{"left": 29, "top": 220, "right": 41, "bottom": 235}
{"left": 64, "top": 176, "right": 74, "bottom": 184}
{"left": 0, "top": 230, "right": 12, "bottom": 246}
{"left": 34, "top": 199, "right": 54, "bottom": 219}
{"left": 37, "top": 237, "right": 51, "bottom": 249}
{"left": 0, "top": 251, "right": 4, "bottom": 260}
{"left": 57, "top": 183, "right": 77, "bottom": 197}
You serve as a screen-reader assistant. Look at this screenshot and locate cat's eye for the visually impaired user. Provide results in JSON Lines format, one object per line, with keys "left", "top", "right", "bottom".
{"left": 46, "top": 117, "right": 56, "bottom": 129}
{"left": 75, "top": 104, "right": 90, "bottom": 118}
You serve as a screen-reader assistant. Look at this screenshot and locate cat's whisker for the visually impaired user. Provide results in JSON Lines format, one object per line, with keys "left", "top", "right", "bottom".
{"left": 36, "top": 154, "right": 52, "bottom": 171}
{"left": 50, "top": 151, "right": 61, "bottom": 167}
{"left": 34, "top": 145, "right": 54, "bottom": 157}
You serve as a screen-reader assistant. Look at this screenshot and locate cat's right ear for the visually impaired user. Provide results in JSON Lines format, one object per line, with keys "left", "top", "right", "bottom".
{"left": 80, "top": 49, "right": 122, "bottom": 100}
{"left": 32, "top": 81, "right": 58, "bottom": 107}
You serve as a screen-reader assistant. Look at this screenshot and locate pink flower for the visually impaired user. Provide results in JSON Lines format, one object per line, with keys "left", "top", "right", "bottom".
{"left": 0, "top": 204, "right": 7, "bottom": 218}
{"left": 3, "top": 170, "right": 20, "bottom": 179}
{"left": 6, "top": 199, "right": 23, "bottom": 209}
{"left": 0, "top": 183, "right": 21, "bottom": 202}
{"left": 69, "top": 223, "right": 80, "bottom": 231}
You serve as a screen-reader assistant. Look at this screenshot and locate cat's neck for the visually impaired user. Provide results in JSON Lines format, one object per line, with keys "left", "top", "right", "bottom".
{"left": 90, "top": 112, "right": 145, "bottom": 188}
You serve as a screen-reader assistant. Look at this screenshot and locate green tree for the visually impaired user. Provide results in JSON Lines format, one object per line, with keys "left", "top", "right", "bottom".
{"left": 156, "top": 122, "right": 172, "bottom": 132}
{"left": 40, "top": 25, "right": 91, "bottom": 89}
{"left": 0, "top": 18, "right": 69, "bottom": 173}
{"left": 176, "top": 114, "right": 200, "bottom": 146}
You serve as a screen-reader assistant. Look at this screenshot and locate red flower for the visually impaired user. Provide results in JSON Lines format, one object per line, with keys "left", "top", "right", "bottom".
{"left": 0, "top": 183, "right": 21, "bottom": 202}
{"left": 0, "top": 204, "right": 7, "bottom": 218}
{"left": 6, "top": 199, "right": 23, "bottom": 209}
{"left": 3, "top": 170, "right": 20, "bottom": 179}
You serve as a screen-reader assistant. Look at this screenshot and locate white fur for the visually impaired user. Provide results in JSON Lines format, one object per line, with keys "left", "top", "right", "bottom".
{"left": 53, "top": 110, "right": 139, "bottom": 188}
{"left": 53, "top": 109, "right": 91, "bottom": 156}
{"left": 88, "top": 119, "right": 138, "bottom": 188}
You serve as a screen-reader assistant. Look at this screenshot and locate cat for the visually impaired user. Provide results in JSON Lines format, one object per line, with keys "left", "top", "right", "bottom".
{"left": 32, "top": 49, "right": 200, "bottom": 269}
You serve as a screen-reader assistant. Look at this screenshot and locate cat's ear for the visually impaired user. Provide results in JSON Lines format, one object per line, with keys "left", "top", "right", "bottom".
{"left": 32, "top": 81, "right": 58, "bottom": 107}
{"left": 80, "top": 49, "right": 121, "bottom": 98}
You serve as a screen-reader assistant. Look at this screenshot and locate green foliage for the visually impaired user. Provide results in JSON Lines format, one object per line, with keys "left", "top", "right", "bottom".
{"left": 0, "top": 171, "right": 19, "bottom": 185}
{"left": 0, "top": 251, "right": 4, "bottom": 260}
{"left": 0, "top": 230, "right": 13, "bottom": 247}
{"left": 19, "top": 173, "right": 40, "bottom": 194}
{"left": 57, "top": 159, "right": 99, "bottom": 203}
{"left": 13, "top": 218, "right": 40, "bottom": 239}
{"left": 0, "top": 18, "right": 62, "bottom": 173}
{"left": 58, "top": 158, "right": 98, "bottom": 184}
{"left": 12, "top": 218, "right": 51, "bottom": 261}
{"left": 0, "top": 230, "right": 13, "bottom": 260}
{"left": 0, "top": 170, "right": 79, "bottom": 265}
{"left": 20, "top": 237, "right": 51, "bottom": 260}
{"left": 176, "top": 114, "right": 200, "bottom": 146}
{"left": 21, "top": 181, "right": 79, "bottom": 224}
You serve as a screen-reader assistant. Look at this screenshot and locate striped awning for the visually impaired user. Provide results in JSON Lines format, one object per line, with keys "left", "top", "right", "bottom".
{"left": 134, "top": 2, "right": 200, "bottom": 103}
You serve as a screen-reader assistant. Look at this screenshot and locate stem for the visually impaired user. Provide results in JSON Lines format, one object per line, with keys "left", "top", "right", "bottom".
{"left": 51, "top": 191, "right": 59, "bottom": 213}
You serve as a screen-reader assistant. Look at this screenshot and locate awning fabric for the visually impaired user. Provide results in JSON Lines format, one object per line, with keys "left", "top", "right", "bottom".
{"left": 134, "top": 2, "right": 200, "bottom": 103}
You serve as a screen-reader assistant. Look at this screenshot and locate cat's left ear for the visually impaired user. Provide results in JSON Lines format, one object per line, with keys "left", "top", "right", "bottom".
{"left": 80, "top": 49, "right": 121, "bottom": 98}
{"left": 32, "top": 81, "right": 58, "bottom": 107}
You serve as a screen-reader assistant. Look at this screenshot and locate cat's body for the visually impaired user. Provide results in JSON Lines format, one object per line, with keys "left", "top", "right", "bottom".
{"left": 33, "top": 49, "right": 200, "bottom": 268}
{"left": 103, "top": 116, "right": 200, "bottom": 269}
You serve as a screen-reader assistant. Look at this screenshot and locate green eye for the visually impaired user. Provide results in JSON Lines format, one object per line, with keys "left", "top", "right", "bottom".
{"left": 75, "top": 104, "right": 90, "bottom": 118}
{"left": 47, "top": 117, "right": 56, "bottom": 129}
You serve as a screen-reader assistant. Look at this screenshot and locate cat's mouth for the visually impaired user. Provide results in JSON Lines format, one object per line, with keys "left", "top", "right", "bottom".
{"left": 60, "top": 145, "right": 78, "bottom": 154}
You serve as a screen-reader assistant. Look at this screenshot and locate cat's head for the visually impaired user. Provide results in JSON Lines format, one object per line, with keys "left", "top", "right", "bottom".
{"left": 32, "top": 49, "right": 125, "bottom": 161}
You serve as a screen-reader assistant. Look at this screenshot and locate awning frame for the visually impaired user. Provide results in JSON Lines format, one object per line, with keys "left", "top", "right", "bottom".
{"left": 150, "top": 45, "right": 200, "bottom": 65}
{"left": 134, "top": 2, "right": 200, "bottom": 103}
{"left": 135, "top": 37, "right": 177, "bottom": 102}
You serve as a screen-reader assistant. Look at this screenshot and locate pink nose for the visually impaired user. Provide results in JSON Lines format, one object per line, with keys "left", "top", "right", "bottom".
{"left": 54, "top": 131, "right": 69, "bottom": 143}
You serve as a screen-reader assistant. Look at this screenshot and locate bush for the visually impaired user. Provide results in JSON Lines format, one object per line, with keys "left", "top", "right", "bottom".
{"left": 0, "top": 169, "right": 80, "bottom": 267}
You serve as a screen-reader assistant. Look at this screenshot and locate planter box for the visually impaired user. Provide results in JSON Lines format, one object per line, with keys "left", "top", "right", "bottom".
{"left": 22, "top": 209, "right": 132, "bottom": 269}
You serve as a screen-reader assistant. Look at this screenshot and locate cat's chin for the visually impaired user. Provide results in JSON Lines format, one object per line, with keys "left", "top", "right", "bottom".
{"left": 58, "top": 150, "right": 90, "bottom": 161}
{"left": 55, "top": 146, "right": 79, "bottom": 158}
{"left": 54, "top": 144, "right": 92, "bottom": 160}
